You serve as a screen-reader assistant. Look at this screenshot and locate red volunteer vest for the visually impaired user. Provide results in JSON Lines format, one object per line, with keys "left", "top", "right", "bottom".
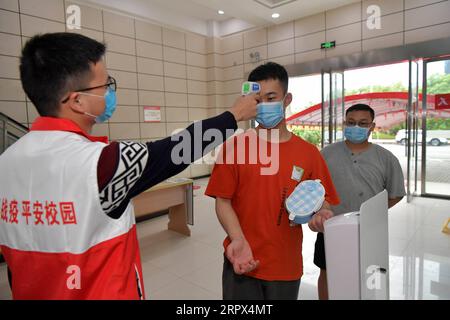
{"left": 0, "top": 117, "right": 145, "bottom": 299}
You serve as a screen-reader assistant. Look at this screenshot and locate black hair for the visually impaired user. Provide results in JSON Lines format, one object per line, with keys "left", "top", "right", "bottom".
{"left": 248, "top": 62, "right": 288, "bottom": 94}
{"left": 346, "top": 103, "right": 375, "bottom": 121}
{"left": 20, "top": 32, "right": 106, "bottom": 117}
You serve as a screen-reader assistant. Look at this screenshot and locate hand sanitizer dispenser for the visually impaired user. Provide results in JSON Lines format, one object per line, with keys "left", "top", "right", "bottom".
{"left": 324, "top": 190, "right": 389, "bottom": 300}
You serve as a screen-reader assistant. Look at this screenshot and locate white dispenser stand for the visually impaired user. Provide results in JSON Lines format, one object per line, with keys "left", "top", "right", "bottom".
{"left": 324, "top": 190, "right": 389, "bottom": 300}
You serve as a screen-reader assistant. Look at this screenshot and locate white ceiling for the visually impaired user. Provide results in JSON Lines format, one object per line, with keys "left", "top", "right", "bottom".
{"left": 79, "top": 0, "right": 361, "bottom": 37}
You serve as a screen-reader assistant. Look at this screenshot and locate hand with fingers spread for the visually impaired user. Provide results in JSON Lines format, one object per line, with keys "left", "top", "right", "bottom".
{"left": 308, "top": 208, "right": 334, "bottom": 233}
{"left": 226, "top": 238, "right": 259, "bottom": 275}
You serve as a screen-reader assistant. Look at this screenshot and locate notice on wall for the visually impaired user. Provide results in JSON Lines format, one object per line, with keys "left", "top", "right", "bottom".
{"left": 144, "top": 106, "right": 161, "bottom": 122}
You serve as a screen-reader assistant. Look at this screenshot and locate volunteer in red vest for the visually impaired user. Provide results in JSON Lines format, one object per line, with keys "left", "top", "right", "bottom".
{"left": 0, "top": 32, "right": 257, "bottom": 300}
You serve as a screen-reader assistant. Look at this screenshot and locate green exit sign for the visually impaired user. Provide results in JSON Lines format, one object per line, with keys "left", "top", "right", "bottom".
{"left": 321, "top": 41, "right": 336, "bottom": 49}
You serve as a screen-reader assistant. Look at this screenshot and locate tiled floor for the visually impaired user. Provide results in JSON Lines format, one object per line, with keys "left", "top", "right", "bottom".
{"left": 0, "top": 177, "right": 449, "bottom": 300}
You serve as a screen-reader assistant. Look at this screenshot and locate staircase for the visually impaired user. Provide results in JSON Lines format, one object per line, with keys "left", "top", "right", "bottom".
{"left": 0, "top": 112, "right": 28, "bottom": 155}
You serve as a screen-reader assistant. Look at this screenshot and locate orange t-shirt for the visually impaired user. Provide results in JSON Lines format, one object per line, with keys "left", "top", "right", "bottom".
{"left": 205, "top": 130, "right": 339, "bottom": 281}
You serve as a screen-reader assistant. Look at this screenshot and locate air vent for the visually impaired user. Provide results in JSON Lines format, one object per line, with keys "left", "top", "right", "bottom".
{"left": 253, "top": 0, "right": 298, "bottom": 9}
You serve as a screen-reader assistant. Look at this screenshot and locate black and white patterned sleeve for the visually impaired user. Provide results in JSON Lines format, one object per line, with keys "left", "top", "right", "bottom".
{"left": 100, "top": 111, "right": 237, "bottom": 219}
{"left": 99, "top": 142, "right": 148, "bottom": 216}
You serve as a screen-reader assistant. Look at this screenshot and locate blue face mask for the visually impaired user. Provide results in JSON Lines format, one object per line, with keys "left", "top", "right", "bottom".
{"left": 81, "top": 87, "right": 117, "bottom": 123}
{"left": 344, "top": 126, "right": 369, "bottom": 144}
{"left": 256, "top": 98, "right": 285, "bottom": 129}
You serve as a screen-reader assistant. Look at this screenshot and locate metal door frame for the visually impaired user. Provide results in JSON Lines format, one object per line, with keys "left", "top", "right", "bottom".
{"left": 421, "top": 55, "right": 450, "bottom": 200}
{"left": 321, "top": 70, "right": 331, "bottom": 149}
{"left": 406, "top": 59, "right": 420, "bottom": 202}
{"left": 321, "top": 70, "right": 344, "bottom": 149}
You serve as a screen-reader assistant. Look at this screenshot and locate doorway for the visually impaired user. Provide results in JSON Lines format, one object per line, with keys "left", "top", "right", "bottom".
{"left": 285, "top": 37, "right": 450, "bottom": 201}
{"left": 288, "top": 58, "right": 450, "bottom": 201}
{"left": 421, "top": 57, "right": 450, "bottom": 199}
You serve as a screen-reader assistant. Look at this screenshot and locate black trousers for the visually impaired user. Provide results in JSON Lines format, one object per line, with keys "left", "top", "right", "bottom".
{"left": 222, "top": 257, "right": 300, "bottom": 300}
{"left": 313, "top": 232, "right": 326, "bottom": 270}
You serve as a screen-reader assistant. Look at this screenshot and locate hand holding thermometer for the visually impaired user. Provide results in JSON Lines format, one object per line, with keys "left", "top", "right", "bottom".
{"left": 241, "top": 81, "right": 260, "bottom": 96}
{"left": 228, "top": 82, "right": 259, "bottom": 121}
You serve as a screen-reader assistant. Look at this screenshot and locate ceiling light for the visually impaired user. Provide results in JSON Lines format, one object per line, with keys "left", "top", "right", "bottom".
{"left": 272, "top": 13, "right": 280, "bottom": 19}
{"left": 218, "top": 10, "right": 225, "bottom": 15}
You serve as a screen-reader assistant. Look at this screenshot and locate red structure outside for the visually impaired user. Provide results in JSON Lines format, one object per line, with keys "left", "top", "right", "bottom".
{"left": 286, "top": 92, "right": 450, "bottom": 129}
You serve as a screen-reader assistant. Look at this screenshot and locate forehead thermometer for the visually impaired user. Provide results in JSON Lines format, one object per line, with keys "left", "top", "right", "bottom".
{"left": 242, "top": 81, "right": 260, "bottom": 96}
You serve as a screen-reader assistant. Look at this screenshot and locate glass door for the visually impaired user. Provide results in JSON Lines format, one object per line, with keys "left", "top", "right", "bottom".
{"left": 421, "top": 57, "right": 450, "bottom": 199}
{"left": 321, "top": 71, "right": 331, "bottom": 149}
{"left": 332, "top": 72, "right": 345, "bottom": 143}
{"left": 406, "top": 59, "right": 421, "bottom": 202}
{"left": 321, "top": 71, "right": 344, "bottom": 149}
{"left": 286, "top": 74, "right": 322, "bottom": 147}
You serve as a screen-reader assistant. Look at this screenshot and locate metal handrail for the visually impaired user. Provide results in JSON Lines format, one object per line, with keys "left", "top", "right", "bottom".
{"left": 0, "top": 112, "right": 28, "bottom": 130}
{"left": 0, "top": 112, "right": 29, "bottom": 155}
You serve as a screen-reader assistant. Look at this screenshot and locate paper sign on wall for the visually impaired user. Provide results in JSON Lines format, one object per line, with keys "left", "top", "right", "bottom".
{"left": 144, "top": 106, "right": 161, "bottom": 122}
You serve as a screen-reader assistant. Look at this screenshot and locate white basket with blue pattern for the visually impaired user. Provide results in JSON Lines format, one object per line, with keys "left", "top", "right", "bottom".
{"left": 285, "top": 179, "right": 325, "bottom": 225}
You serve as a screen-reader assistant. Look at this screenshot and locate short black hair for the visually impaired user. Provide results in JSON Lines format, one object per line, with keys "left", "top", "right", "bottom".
{"left": 20, "top": 32, "right": 106, "bottom": 117}
{"left": 248, "top": 62, "right": 288, "bottom": 94}
{"left": 346, "top": 103, "right": 375, "bottom": 121}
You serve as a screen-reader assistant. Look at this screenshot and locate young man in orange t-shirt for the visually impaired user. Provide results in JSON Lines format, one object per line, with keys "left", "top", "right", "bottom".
{"left": 205, "top": 62, "right": 340, "bottom": 300}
